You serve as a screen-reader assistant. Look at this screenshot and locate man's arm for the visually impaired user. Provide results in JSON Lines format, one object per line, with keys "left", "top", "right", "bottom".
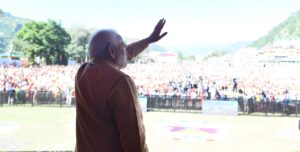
{"left": 127, "top": 18, "right": 167, "bottom": 60}
{"left": 109, "top": 76, "right": 148, "bottom": 152}
{"left": 126, "top": 38, "right": 150, "bottom": 61}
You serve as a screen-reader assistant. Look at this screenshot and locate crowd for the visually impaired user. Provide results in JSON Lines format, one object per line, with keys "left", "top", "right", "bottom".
{"left": 126, "top": 62, "right": 300, "bottom": 103}
{"left": 1, "top": 62, "right": 300, "bottom": 106}
{"left": 0, "top": 65, "right": 77, "bottom": 105}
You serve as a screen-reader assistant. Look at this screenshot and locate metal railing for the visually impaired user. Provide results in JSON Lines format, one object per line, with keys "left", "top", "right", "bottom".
{"left": 0, "top": 91, "right": 75, "bottom": 107}
{"left": 1, "top": 90, "right": 299, "bottom": 117}
{"left": 146, "top": 95, "right": 300, "bottom": 116}
{"left": 146, "top": 95, "right": 202, "bottom": 112}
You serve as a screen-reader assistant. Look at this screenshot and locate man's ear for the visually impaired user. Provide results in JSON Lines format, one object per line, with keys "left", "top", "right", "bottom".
{"left": 108, "top": 45, "right": 117, "bottom": 59}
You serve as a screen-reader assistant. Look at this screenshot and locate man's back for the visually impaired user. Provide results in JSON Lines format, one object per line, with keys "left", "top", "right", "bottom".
{"left": 75, "top": 18, "right": 166, "bottom": 152}
{"left": 75, "top": 61, "right": 147, "bottom": 152}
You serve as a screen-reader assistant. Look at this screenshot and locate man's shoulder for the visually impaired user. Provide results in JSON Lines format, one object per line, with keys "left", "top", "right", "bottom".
{"left": 76, "top": 62, "right": 88, "bottom": 77}
{"left": 76, "top": 62, "right": 93, "bottom": 78}
{"left": 77, "top": 62, "right": 130, "bottom": 79}
{"left": 78, "top": 62, "right": 88, "bottom": 70}
{"left": 115, "top": 69, "right": 129, "bottom": 77}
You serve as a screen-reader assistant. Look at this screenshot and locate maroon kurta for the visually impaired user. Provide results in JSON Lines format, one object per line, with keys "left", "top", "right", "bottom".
{"left": 75, "top": 39, "right": 149, "bottom": 152}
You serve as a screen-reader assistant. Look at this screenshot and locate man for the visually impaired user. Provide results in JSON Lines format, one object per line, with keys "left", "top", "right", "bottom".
{"left": 75, "top": 19, "right": 167, "bottom": 152}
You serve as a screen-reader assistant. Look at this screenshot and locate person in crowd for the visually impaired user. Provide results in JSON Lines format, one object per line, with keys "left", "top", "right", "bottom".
{"left": 7, "top": 82, "right": 15, "bottom": 105}
{"left": 65, "top": 88, "right": 73, "bottom": 107}
{"left": 75, "top": 19, "right": 167, "bottom": 152}
{"left": 233, "top": 78, "right": 238, "bottom": 92}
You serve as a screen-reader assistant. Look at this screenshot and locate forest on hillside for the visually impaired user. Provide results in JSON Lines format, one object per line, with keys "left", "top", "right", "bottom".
{"left": 251, "top": 9, "right": 300, "bottom": 48}
{"left": 1, "top": 8, "right": 300, "bottom": 55}
{"left": 0, "top": 9, "right": 29, "bottom": 53}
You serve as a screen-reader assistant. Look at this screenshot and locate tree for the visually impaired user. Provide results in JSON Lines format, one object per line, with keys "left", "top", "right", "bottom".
{"left": 13, "top": 20, "right": 70, "bottom": 65}
{"left": 0, "top": 9, "right": 4, "bottom": 16}
{"left": 0, "top": 38, "right": 5, "bottom": 51}
{"left": 250, "top": 9, "right": 300, "bottom": 48}
{"left": 65, "top": 27, "right": 90, "bottom": 63}
{"left": 203, "top": 50, "right": 227, "bottom": 61}
{"left": 177, "top": 51, "right": 184, "bottom": 63}
{"left": 187, "top": 55, "right": 196, "bottom": 62}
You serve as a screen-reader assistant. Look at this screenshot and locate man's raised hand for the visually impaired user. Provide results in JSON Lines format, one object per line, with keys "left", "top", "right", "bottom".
{"left": 148, "top": 18, "right": 168, "bottom": 43}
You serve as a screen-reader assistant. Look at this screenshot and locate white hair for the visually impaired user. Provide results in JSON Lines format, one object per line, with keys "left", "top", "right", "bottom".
{"left": 88, "top": 29, "right": 121, "bottom": 61}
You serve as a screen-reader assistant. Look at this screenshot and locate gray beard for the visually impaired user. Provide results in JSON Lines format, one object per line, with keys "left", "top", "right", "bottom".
{"left": 116, "top": 57, "right": 127, "bottom": 69}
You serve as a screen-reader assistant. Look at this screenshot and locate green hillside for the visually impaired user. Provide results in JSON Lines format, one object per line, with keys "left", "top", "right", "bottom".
{"left": 0, "top": 9, "right": 29, "bottom": 53}
{"left": 251, "top": 9, "right": 300, "bottom": 48}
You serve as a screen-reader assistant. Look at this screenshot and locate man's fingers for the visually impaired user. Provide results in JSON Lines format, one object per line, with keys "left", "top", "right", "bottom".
{"left": 159, "top": 18, "right": 165, "bottom": 25}
{"left": 154, "top": 19, "right": 166, "bottom": 36}
{"left": 158, "top": 32, "right": 168, "bottom": 40}
{"left": 157, "top": 20, "right": 166, "bottom": 31}
{"left": 161, "top": 32, "right": 168, "bottom": 38}
{"left": 149, "top": 18, "right": 167, "bottom": 42}
{"left": 155, "top": 18, "right": 166, "bottom": 31}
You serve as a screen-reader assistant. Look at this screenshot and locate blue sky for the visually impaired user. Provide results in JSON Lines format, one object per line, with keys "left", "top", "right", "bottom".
{"left": 1, "top": 0, "right": 300, "bottom": 47}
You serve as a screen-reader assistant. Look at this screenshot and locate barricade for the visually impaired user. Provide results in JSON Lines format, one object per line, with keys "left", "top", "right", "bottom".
{"left": 0, "top": 90, "right": 75, "bottom": 107}
{"left": 0, "top": 90, "right": 299, "bottom": 117}
{"left": 202, "top": 100, "right": 238, "bottom": 116}
{"left": 146, "top": 95, "right": 202, "bottom": 112}
{"left": 146, "top": 95, "right": 300, "bottom": 116}
{"left": 239, "top": 99, "right": 300, "bottom": 116}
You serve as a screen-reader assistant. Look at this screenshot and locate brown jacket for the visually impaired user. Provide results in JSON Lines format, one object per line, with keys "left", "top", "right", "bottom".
{"left": 75, "top": 39, "right": 149, "bottom": 152}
